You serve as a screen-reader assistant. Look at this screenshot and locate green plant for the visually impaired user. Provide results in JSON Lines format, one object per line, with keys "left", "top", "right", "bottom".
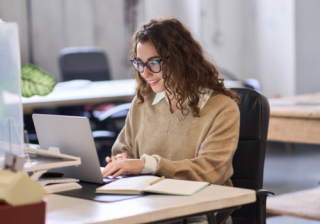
{"left": 21, "top": 64, "right": 56, "bottom": 98}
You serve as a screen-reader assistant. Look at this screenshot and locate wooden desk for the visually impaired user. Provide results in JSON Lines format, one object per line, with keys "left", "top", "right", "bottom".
{"left": 267, "top": 187, "right": 320, "bottom": 221}
{"left": 22, "top": 79, "right": 137, "bottom": 113}
{"left": 45, "top": 185, "right": 255, "bottom": 224}
{"left": 268, "top": 92, "right": 320, "bottom": 145}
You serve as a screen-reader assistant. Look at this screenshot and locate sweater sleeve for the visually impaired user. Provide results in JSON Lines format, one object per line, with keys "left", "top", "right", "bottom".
{"left": 111, "top": 102, "right": 135, "bottom": 158}
{"left": 152, "top": 100, "right": 240, "bottom": 185}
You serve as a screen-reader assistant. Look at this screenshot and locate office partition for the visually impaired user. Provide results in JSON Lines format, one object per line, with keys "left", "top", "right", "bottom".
{"left": 0, "top": 22, "right": 23, "bottom": 168}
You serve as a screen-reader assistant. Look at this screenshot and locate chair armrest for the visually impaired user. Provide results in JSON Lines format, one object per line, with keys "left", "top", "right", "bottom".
{"left": 256, "top": 189, "right": 274, "bottom": 197}
{"left": 97, "top": 103, "right": 131, "bottom": 121}
{"left": 92, "top": 103, "right": 131, "bottom": 131}
{"left": 255, "top": 189, "right": 274, "bottom": 224}
{"left": 92, "top": 130, "right": 116, "bottom": 139}
{"left": 243, "top": 78, "right": 261, "bottom": 91}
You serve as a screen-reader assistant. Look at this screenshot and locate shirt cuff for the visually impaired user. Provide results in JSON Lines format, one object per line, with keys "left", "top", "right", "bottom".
{"left": 140, "top": 154, "right": 158, "bottom": 174}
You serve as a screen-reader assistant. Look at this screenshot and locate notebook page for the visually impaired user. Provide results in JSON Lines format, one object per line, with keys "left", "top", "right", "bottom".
{"left": 143, "top": 179, "right": 209, "bottom": 196}
{"left": 96, "top": 176, "right": 159, "bottom": 194}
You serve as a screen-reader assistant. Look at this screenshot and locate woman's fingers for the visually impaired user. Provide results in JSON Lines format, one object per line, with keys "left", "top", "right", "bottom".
{"left": 106, "top": 153, "right": 129, "bottom": 164}
{"left": 121, "top": 152, "right": 129, "bottom": 159}
{"left": 102, "top": 164, "right": 120, "bottom": 177}
{"left": 101, "top": 159, "right": 145, "bottom": 177}
{"left": 112, "top": 169, "right": 125, "bottom": 178}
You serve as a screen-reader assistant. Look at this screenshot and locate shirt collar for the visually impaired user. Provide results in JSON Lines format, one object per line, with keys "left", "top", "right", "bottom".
{"left": 152, "top": 88, "right": 213, "bottom": 110}
{"left": 152, "top": 91, "right": 168, "bottom": 105}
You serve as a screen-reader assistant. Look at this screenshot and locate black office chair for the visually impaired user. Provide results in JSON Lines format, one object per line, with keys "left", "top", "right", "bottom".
{"left": 93, "top": 103, "right": 131, "bottom": 166}
{"left": 150, "top": 88, "right": 273, "bottom": 224}
{"left": 205, "top": 88, "right": 273, "bottom": 224}
{"left": 58, "top": 46, "right": 116, "bottom": 121}
{"left": 225, "top": 88, "right": 273, "bottom": 224}
{"left": 59, "top": 46, "right": 111, "bottom": 81}
{"left": 219, "top": 68, "right": 261, "bottom": 91}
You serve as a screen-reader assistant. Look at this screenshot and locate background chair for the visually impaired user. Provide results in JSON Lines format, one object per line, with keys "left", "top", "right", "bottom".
{"left": 58, "top": 46, "right": 116, "bottom": 123}
{"left": 24, "top": 47, "right": 116, "bottom": 144}
{"left": 58, "top": 46, "right": 130, "bottom": 163}
{"left": 219, "top": 68, "right": 261, "bottom": 91}
{"left": 59, "top": 46, "right": 111, "bottom": 82}
{"left": 92, "top": 103, "right": 131, "bottom": 166}
{"left": 224, "top": 88, "right": 273, "bottom": 224}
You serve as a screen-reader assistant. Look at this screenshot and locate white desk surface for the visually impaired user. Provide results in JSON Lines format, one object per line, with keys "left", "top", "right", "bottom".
{"left": 22, "top": 79, "right": 137, "bottom": 110}
{"left": 22, "top": 79, "right": 244, "bottom": 111}
{"left": 45, "top": 184, "right": 255, "bottom": 224}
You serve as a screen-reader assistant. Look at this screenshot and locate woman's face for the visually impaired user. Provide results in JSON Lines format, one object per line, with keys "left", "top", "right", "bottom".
{"left": 136, "top": 41, "right": 165, "bottom": 93}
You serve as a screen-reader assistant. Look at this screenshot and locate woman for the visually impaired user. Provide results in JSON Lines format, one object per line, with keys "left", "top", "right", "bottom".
{"left": 102, "top": 18, "right": 240, "bottom": 188}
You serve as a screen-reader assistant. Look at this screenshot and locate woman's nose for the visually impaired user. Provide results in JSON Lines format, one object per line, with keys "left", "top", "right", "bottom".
{"left": 141, "top": 67, "right": 152, "bottom": 78}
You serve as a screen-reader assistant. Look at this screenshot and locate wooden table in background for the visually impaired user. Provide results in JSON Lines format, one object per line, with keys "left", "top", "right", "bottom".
{"left": 268, "top": 92, "right": 320, "bottom": 148}
{"left": 267, "top": 187, "right": 320, "bottom": 221}
{"left": 267, "top": 93, "right": 320, "bottom": 221}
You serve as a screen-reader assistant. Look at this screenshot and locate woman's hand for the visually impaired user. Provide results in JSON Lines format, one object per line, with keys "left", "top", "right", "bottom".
{"left": 102, "top": 159, "right": 145, "bottom": 178}
{"left": 105, "top": 152, "right": 129, "bottom": 163}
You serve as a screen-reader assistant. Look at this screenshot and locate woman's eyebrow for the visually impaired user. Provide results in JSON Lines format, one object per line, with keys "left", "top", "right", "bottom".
{"left": 136, "top": 56, "right": 161, "bottom": 61}
{"left": 148, "top": 56, "right": 161, "bottom": 60}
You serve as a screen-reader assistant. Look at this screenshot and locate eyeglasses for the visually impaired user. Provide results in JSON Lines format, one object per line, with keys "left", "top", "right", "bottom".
{"left": 130, "top": 57, "right": 165, "bottom": 73}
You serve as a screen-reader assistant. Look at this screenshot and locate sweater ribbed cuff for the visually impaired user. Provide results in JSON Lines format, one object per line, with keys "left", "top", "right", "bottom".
{"left": 155, "top": 159, "right": 176, "bottom": 178}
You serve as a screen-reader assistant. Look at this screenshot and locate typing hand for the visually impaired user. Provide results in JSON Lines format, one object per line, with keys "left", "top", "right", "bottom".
{"left": 101, "top": 159, "right": 145, "bottom": 178}
{"left": 106, "top": 152, "right": 129, "bottom": 163}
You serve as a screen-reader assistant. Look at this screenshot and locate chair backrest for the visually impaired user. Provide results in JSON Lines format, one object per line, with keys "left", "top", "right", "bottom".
{"left": 59, "top": 46, "right": 111, "bottom": 82}
{"left": 230, "top": 88, "right": 270, "bottom": 224}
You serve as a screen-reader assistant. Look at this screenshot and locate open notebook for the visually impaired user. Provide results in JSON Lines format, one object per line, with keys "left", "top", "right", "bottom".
{"left": 96, "top": 176, "right": 209, "bottom": 196}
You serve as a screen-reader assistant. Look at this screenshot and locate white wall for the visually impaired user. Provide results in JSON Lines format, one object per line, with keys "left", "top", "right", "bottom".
{"left": 0, "top": 0, "right": 129, "bottom": 82}
{"left": 295, "top": 0, "right": 320, "bottom": 94}
{"left": 1, "top": 0, "right": 319, "bottom": 97}
{"left": 142, "top": 0, "right": 201, "bottom": 37}
{"left": 0, "top": 0, "right": 29, "bottom": 65}
{"left": 201, "top": 0, "right": 246, "bottom": 79}
{"left": 255, "top": 0, "right": 296, "bottom": 97}
{"left": 31, "top": 0, "right": 64, "bottom": 81}
{"left": 201, "top": 0, "right": 296, "bottom": 97}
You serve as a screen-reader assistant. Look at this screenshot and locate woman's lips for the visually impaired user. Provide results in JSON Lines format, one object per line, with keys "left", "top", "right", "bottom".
{"left": 148, "top": 78, "right": 160, "bottom": 86}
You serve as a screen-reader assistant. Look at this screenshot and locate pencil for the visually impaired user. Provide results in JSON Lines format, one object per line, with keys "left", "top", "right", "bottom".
{"left": 150, "top": 176, "right": 165, "bottom": 185}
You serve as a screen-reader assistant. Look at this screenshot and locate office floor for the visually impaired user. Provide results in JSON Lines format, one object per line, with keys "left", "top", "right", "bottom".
{"left": 264, "top": 142, "right": 320, "bottom": 224}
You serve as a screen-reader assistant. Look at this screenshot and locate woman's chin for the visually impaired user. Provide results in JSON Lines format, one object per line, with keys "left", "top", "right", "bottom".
{"left": 150, "top": 84, "right": 165, "bottom": 93}
{"left": 151, "top": 87, "right": 165, "bottom": 93}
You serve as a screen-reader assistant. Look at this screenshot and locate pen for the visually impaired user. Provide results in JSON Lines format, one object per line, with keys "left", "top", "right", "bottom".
{"left": 150, "top": 176, "right": 165, "bottom": 185}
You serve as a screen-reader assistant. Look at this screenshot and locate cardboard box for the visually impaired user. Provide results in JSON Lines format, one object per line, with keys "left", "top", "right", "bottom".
{"left": 0, "top": 200, "right": 45, "bottom": 224}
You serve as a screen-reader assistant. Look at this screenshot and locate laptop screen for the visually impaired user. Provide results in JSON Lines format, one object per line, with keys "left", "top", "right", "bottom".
{"left": 32, "top": 114, "right": 104, "bottom": 184}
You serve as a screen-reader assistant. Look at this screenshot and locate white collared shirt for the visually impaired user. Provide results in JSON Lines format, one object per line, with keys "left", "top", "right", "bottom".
{"left": 140, "top": 88, "right": 213, "bottom": 174}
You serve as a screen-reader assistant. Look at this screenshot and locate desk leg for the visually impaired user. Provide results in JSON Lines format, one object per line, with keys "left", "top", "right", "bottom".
{"left": 151, "top": 206, "right": 239, "bottom": 224}
{"left": 285, "top": 142, "right": 292, "bottom": 154}
{"left": 207, "top": 213, "right": 217, "bottom": 224}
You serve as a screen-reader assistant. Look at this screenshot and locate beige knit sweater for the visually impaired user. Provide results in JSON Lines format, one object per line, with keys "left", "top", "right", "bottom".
{"left": 112, "top": 91, "right": 240, "bottom": 186}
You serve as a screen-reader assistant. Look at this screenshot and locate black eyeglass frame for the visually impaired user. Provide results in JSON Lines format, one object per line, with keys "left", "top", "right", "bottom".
{"left": 130, "top": 57, "right": 169, "bottom": 73}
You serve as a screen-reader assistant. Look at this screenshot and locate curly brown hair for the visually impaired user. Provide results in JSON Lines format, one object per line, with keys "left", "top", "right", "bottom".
{"left": 131, "top": 17, "right": 240, "bottom": 117}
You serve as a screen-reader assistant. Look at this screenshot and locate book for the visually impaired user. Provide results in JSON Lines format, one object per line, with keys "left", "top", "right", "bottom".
{"left": 96, "top": 176, "right": 209, "bottom": 195}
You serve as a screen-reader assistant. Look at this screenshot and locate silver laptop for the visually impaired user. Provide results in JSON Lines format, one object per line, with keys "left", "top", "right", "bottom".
{"left": 33, "top": 114, "right": 111, "bottom": 184}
